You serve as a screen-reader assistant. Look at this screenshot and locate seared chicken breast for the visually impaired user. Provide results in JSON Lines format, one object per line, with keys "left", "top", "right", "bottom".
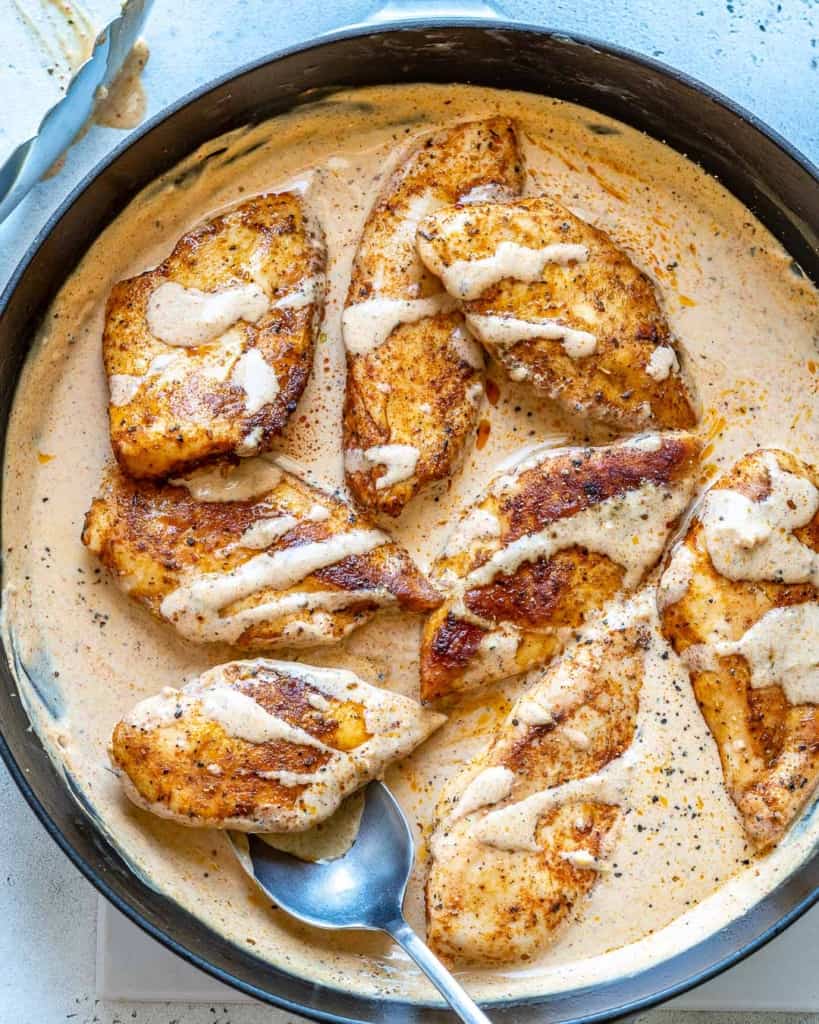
{"left": 420, "top": 432, "right": 701, "bottom": 703}
{"left": 659, "top": 448, "right": 819, "bottom": 850}
{"left": 416, "top": 195, "right": 698, "bottom": 431}
{"left": 343, "top": 118, "right": 524, "bottom": 516}
{"left": 82, "top": 457, "right": 441, "bottom": 648}
{"left": 111, "top": 658, "right": 445, "bottom": 831}
{"left": 105, "top": 193, "right": 326, "bottom": 479}
{"left": 426, "top": 607, "right": 648, "bottom": 964}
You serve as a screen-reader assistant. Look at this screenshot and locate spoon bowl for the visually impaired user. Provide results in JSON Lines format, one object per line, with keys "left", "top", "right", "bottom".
{"left": 243, "top": 780, "right": 414, "bottom": 932}
{"left": 231, "top": 781, "right": 492, "bottom": 1023}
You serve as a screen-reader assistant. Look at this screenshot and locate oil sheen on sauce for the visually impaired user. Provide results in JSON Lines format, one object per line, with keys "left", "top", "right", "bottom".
{"left": 2, "top": 84, "right": 818, "bottom": 1003}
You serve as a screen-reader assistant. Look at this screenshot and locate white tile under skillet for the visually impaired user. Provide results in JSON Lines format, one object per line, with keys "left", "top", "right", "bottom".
{"left": 97, "top": 896, "right": 819, "bottom": 1011}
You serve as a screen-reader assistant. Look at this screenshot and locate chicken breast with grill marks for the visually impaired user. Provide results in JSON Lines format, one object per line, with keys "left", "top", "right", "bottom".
{"left": 426, "top": 607, "right": 647, "bottom": 965}
{"left": 419, "top": 432, "right": 701, "bottom": 703}
{"left": 82, "top": 457, "right": 441, "bottom": 649}
{"left": 111, "top": 659, "right": 445, "bottom": 831}
{"left": 342, "top": 118, "right": 524, "bottom": 517}
{"left": 659, "top": 448, "right": 819, "bottom": 850}
{"left": 105, "top": 192, "right": 325, "bottom": 479}
{"left": 416, "top": 195, "right": 698, "bottom": 431}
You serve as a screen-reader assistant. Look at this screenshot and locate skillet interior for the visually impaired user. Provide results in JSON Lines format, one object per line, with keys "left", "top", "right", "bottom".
{"left": 0, "top": 22, "right": 817, "bottom": 1024}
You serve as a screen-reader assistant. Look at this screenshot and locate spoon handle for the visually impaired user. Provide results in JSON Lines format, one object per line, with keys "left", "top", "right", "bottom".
{"left": 385, "top": 918, "right": 492, "bottom": 1024}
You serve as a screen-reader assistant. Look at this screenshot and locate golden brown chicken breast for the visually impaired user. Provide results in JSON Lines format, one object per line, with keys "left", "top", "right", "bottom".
{"left": 426, "top": 606, "right": 648, "bottom": 964}
{"left": 82, "top": 457, "right": 441, "bottom": 648}
{"left": 419, "top": 432, "right": 701, "bottom": 703}
{"left": 659, "top": 448, "right": 819, "bottom": 850}
{"left": 342, "top": 118, "right": 524, "bottom": 516}
{"left": 111, "top": 658, "right": 445, "bottom": 831}
{"left": 416, "top": 195, "right": 698, "bottom": 431}
{"left": 105, "top": 192, "right": 326, "bottom": 479}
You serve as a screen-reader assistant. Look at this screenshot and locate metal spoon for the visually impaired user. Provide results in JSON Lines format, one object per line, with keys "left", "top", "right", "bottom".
{"left": 230, "top": 780, "right": 491, "bottom": 1023}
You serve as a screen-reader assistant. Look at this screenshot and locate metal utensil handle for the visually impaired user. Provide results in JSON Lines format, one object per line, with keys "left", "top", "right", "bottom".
{"left": 385, "top": 918, "right": 493, "bottom": 1024}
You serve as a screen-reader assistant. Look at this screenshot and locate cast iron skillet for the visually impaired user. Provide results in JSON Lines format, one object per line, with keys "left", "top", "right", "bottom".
{"left": 1, "top": 18, "right": 817, "bottom": 1024}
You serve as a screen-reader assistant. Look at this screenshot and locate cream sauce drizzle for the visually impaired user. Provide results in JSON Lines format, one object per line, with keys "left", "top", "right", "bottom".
{"left": 645, "top": 345, "right": 680, "bottom": 381}
{"left": 236, "top": 426, "right": 264, "bottom": 456}
{"left": 442, "top": 507, "right": 501, "bottom": 558}
{"left": 273, "top": 275, "right": 322, "bottom": 309}
{"left": 344, "top": 444, "right": 420, "bottom": 490}
{"left": 127, "top": 681, "right": 330, "bottom": 751}
{"left": 395, "top": 193, "right": 447, "bottom": 251}
{"left": 714, "top": 602, "right": 819, "bottom": 704}
{"left": 342, "top": 294, "right": 456, "bottom": 356}
{"left": 146, "top": 281, "right": 270, "bottom": 347}
{"left": 231, "top": 348, "right": 280, "bottom": 413}
{"left": 458, "top": 184, "right": 516, "bottom": 204}
{"left": 472, "top": 741, "right": 639, "bottom": 852}
{"left": 448, "top": 323, "right": 485, "bottom": 370}
{"left": 561, "top": 849, "right": 608, "bottom": 872}
{"left": 657, "top": 543, "right": 696, "bottom": 609}
{"left": 436, "top": 241, "right": 589, "bottom": 301}
{"left": 170, "top": 458, "right": 282, "bottom": 502}
{"left": 449, "top": 766, "right": 517, "bottom": 823}
{"left": 108, "top": 352, "right": 177, "bottom": 406}
{"left": 463, "top": 478, "right": 691, "bottom": 593}
{"left": 235, "top": 516, "right": 299, "bottom": 550}
{"left": 700, "top": 454, "right": 819, "bottom": 586}
{"left": 160, "top": 529, "right": 390, "bottom": 643}
{"left": 467, "top": 312, "right": 597, "bottom": 359}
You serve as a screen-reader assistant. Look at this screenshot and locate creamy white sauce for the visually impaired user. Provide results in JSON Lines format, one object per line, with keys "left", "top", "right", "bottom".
{"left": 170, "top": 458, "right": 282, "bottom": 502}
{"left": 273, "top": 275, "right": 322, "bottom": 309}
{"left": 645, "top": 345, "right": 680, "bottom": 381}
{"left": 463, "top": 478, "right": 690, "bottom": 593}
{"left": 448, "top": 323, "right": 485, "bottom": 370}
{"left": 657, "top": 543, "right": 696, "bottom": 609}
{"left": 714, "top": 602, "right": 819, "bottom": 704}
{"left": 467, "top": 312, "right": 597, "bottom": 359}
{"left": 458, "top": 183, "right": 515, "bottom": 204}
{"left": 344, "top": 444, "right": 420, "bottom": 490}
{"left": 561, "top": 849, "right": 608, "bottom": 871}
{"left": 395, "top": 193, "right": 447, "bottom": 251}
{"left": 455, "top": 628, "right": 522, "bottom": 686}
{"left": 563, "top": 726, "right": 591, "bottom": 749}
{"left": 128, "top": 681, "right": 329, "bottom": 751}
{"left": 488, "top": 436, "right": 573, "bottom": 494}
{"left": 231, "top": 348, "right": 280, "bottom": 413}
{"left": 701, "top": 453, "right": 819, "bottom": 586}
{"left": 4, "top": 83, "right": 818, "bottom": 1004}
{"left": 108, "top": 352, "right": 178, "bottom": 407}
{"left": 236, "top": 425, "right": 264, "bottom": 456}
{"left": 108, "top": 374, "right": 144, "bottom": 407}
{"left": 435, "top": 241, "right": 590, "bottom": 301}
{"left": 472, "top": 743, "right": 638, "bottom": 852}
{"left": 442, "top": 506, "right": 501, "bottom": 558}
{"left": 235, "top": 516, "right": 299, "bottom": 550}
{"left": 342, "top": 294, "right": 456, "bottom": 356}
{"left": 160, "top": 528, "right": 390, "bottom": 643}
{"left": 146, "top": 280, "right": 270, "bottom": 347}
{"left": 449, "top": 766, "right": 517, "bottom": 823}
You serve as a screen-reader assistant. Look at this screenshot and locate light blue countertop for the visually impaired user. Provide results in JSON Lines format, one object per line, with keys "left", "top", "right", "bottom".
{"left": 0, "top": 2, "right": 816, "bottom": 1022}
